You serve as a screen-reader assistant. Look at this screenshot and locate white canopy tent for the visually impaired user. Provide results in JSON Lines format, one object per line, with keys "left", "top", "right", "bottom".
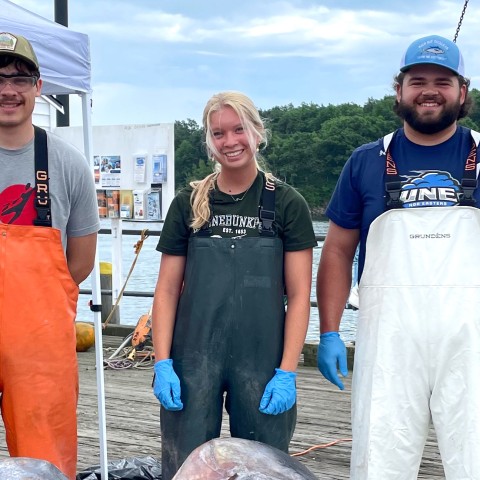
{"left": 0, "top": 1, "right": 108, "bottom": 478}
{"left": 0, "top": 0, "right": 90, "bottom": 95}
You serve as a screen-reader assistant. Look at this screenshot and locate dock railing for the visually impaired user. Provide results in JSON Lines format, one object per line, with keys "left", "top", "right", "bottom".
{"left": 79, "top": 226, "right": 326, "bottom": 306}
{"left": 81, "top": 226, "right": 358, "bottom": 369}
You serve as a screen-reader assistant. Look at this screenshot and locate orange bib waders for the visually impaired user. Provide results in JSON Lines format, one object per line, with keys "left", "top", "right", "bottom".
{"left": 0, "top": 223, "right": 79, "bottom": 479}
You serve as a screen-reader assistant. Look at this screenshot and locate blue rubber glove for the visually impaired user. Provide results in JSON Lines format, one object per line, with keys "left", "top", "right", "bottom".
{"left": 153, "top": 359, "right": 183, "bottom": 411}
{"left": 259, "top": 368, "right": 297, "bottom": 415}
{"left": 317, "top": 332, "right": 348, "bottom": 390}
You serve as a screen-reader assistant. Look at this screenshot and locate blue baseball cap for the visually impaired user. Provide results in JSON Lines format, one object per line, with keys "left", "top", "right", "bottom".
{"left": 399, "top": 35, "right": 465, "bottom": 76}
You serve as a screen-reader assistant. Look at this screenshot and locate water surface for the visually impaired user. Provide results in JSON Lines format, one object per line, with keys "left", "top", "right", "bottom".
{"left": 77, "top": 220, "right": 357, "bottom": 343}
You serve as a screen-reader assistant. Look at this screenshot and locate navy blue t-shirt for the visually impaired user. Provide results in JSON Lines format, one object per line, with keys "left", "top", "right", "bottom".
{"left": 326, "top": 126, "right": 480, "bottom": 280}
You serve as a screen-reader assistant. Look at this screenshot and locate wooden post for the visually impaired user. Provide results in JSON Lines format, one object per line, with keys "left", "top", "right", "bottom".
{"left": 100, "top": 261, "right": 120, "bottom": 324}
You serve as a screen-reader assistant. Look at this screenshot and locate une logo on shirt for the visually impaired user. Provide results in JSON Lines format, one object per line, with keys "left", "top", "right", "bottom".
{"left": 400, "top": 171, "right": 461, "bottom": 208}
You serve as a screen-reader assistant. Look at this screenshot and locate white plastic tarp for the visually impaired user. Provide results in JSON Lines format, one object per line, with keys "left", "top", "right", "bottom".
{"left": 0, "top": 0, "right": 90, "bottom": 95}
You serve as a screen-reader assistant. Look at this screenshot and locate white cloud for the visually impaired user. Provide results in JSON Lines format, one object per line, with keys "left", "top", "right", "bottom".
{"left": 7, "top": 0, "right": 480, "bottom": 124}
{"left": 67, "top": 82, "right": 212, "bottom": 126}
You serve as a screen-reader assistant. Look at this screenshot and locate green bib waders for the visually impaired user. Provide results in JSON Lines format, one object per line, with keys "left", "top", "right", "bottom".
{"left": 160, "top": 234, "right": 296, "bottom": 479}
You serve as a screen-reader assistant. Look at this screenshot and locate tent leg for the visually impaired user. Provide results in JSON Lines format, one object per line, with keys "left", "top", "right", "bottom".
{"left": 82, "top": 92, "right": 108, "bottom": 480}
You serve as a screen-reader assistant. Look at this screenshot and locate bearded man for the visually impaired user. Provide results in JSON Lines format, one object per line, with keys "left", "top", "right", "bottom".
{"left": 316, "top": 34, "right": 480, "bottom": 479}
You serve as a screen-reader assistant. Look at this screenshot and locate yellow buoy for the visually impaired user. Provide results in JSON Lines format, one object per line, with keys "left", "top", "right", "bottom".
{"left": 75, "top": 322, "right": 95, "bottom": 352}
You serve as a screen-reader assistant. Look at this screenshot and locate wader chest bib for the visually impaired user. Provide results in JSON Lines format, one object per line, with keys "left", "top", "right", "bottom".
{"left": 352, "top": 207, "right": 480, "bottom": 479}
{"left": 0, "top": 128, "right": 79, "bottom": 479}
{"left": 160, "top": 196, "right": 296, "bottom": 480}
{"left": 351, "top": 130, "right": 480, "bottom": 480}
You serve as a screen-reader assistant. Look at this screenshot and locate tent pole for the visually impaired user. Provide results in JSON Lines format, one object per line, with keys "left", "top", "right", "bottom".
{"left": 54, "top": 0, "right": 70, "bottom": 126}
{"left": 82, "top": 92, "right": 108, "bottom": 480}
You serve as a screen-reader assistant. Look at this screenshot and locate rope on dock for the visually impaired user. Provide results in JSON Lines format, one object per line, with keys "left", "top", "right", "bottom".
{"left": 103, "top": 346, "right": 155, "bottom": 370}
{"left": 291, "top": 438, "right": 352, "bottom": 457}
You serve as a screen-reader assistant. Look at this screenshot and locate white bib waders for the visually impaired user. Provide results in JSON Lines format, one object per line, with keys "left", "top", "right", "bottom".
{"left": 351, "top": 206, "right": 480, "bottom": 479}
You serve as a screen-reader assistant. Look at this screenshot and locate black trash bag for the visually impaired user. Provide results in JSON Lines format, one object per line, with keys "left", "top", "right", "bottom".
{"left": 76, "top": 456, "right": 162, "bottom": 480}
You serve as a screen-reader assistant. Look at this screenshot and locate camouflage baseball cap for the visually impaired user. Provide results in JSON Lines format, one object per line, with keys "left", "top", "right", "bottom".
{"left": 0, "top": 32, "right": 39, "bottom": 70}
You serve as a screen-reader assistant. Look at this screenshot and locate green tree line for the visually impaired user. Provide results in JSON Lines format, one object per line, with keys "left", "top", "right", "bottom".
{"left": 174, "top": 90, "right": 480, "bottom": 214}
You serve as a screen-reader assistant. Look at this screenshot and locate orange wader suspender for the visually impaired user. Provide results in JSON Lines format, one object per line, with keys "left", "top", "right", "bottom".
{"left": 0, "top": 126, "right": 79, "bottom": 479}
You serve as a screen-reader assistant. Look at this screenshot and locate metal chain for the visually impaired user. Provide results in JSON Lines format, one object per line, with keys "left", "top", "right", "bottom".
{"left": 453, "top": 0, "right": 469, "bottom": 43}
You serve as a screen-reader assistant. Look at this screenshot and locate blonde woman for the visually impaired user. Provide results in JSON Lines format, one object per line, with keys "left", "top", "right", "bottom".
{"left": 152, "top": 91, "right": 316, "bottom": 479}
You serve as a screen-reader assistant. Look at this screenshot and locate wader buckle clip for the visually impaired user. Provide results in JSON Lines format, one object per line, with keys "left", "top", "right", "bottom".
{"left": 385, "top": 181, "right": 403, "bottom": 209}
{"left": 460, "top": 178, "right": 477, "bottom": 206}
{"left": 258, "top": 207, "right": 275, "bottom": 236}
{"left": 33, "top": 204, "right": 52, "bottom": 227}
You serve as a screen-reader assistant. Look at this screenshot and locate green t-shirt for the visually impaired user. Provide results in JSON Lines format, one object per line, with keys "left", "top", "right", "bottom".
{"left": 157, "top": 172, "right": 317, "bottom": 255}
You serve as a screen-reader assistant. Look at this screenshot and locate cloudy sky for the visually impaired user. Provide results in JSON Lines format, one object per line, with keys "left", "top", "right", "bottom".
{"left": 8, "top": 0, "right": 480, "bottom": 126}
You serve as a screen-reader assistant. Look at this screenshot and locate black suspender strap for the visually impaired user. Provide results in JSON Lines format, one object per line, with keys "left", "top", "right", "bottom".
{"left": 459, "top": 140, "right": 477, "bottom": 206}
{"left": 33, "top": 125, "right": 52, "bottom": 227}
{"left": 258, "top": 175, "right": 276, "bottom": 236}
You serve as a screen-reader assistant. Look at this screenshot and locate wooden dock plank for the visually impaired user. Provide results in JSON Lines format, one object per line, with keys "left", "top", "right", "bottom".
{"left": 0, "top": 335, "right": 446, "bottom": 478}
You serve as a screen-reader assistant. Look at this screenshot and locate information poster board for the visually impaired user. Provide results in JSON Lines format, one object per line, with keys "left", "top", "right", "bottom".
{"left": 54, "top": 123, "right": 175, "bottom": 220}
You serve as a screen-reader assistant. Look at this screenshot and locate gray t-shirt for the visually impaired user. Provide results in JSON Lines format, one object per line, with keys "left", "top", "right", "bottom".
{"left": 0, "top": 130, "right": 100, "bottom": 249}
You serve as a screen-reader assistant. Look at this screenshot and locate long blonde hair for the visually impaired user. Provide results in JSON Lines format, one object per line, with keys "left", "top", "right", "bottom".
{"left": 190, "top": 91, "right": 272, "bottom": 230}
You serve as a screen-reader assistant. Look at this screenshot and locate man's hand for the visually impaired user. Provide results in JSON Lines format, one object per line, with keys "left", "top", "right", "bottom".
{"left": 317, "top": 332, "right": 348, "bottom": 390}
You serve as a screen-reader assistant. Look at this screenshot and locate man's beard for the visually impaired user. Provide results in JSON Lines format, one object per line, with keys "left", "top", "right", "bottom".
{"left": 396, "top": 98, "right": 461, "bottom": 135}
